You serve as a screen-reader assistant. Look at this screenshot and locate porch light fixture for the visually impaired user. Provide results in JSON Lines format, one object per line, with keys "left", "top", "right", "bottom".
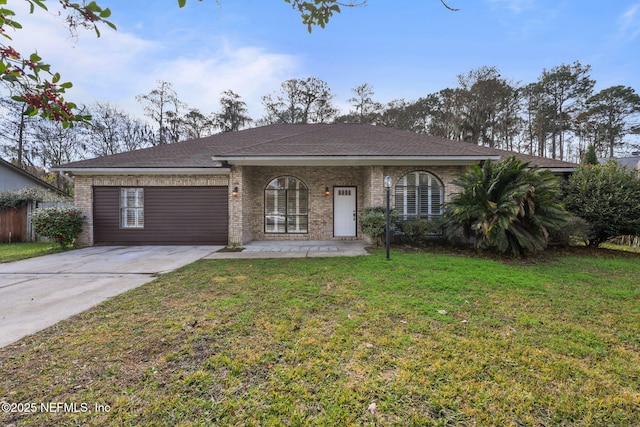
{"left": 384, "top": 176, "right": 393, "bottom": 260}
{"left": 325, "top": 186, "right": 330, "bottom": 196}
{"left": 232, "top": 186, "right": 239, "bottom": 196}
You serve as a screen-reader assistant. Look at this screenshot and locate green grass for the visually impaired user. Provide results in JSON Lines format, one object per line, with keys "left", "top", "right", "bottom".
{"left": 600, "top": 242, "right": 640, "bottom": 253}
{"left": 0, "top": 242, "right": 63, "bottom": 262}
{"left": 1, "top": 249, "right": 639, "bottom": 426}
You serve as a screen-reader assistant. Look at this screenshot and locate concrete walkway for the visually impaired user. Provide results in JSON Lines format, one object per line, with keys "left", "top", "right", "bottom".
{"left": 204, "top": 240, "right": 369, "bottom": 259}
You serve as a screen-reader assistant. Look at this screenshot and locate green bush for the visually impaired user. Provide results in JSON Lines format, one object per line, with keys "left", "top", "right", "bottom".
{"left": 563, "top": 161, "right": 640, "bottom": 246}
{"left": 360, "top": 206, "right": 398, "bottom": 246}
{"left": 547, "top": 214, "right": 592, "bottom": 246}
{"left": 396, "top": 218, "right": 442, "bottom": 246}
{"left": 0, "top": 187, "right": 69, "bottom": 211}
{"left": 31, "top": 207, "right": 84, "bottom": 248}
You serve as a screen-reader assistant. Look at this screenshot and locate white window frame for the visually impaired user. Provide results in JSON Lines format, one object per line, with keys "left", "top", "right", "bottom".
{"left": 264, "top": 176, "right": 308, "bottom": 234}
{"left": 394, "top": 171, "right": 444, "bottom": 221}
{"left": 120, "top": 188, "right": 144, "bottom": 229}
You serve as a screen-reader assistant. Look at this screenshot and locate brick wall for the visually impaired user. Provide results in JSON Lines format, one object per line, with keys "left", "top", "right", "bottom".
{"left": 242, "top": 166, "right": 366, "bottom": 242}
{"left": 233, "top": 164, "right": 466, "bottom": 243}
{"left": 73, "top": 165, "right": 467, "bottom": 246}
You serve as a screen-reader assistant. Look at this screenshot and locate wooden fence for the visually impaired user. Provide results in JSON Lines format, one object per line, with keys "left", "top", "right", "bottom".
{"left": 609, "top": 235, "right": 640, "bottom": 249}
{"left": 0, "top": 201, "right": 72, "bottom": 243}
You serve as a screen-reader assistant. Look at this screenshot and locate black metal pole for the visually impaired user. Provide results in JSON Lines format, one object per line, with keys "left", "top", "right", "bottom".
{"left": 386, "top": 187, "right": 390, "bottom": 260}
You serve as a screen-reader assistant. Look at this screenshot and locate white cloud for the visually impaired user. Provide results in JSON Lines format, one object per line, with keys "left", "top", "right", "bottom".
{"left": 618, "top": 3, "right": 640, "bottom": 42}
{"left": 486, "top": 0, "right": 534, "bottom": 14}
{"left": 153, "top": 42, "right": 299, "bottom": 118}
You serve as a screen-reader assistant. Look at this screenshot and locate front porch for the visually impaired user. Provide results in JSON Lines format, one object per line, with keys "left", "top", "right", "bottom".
{"left": 205, "top": 240, "right": 369, "bottom": 259}
{"left": 227, "top": 164, "right": 463, "bottom": 245}
{"left": 228, "top": 165, "right": 384, "bottom": 244}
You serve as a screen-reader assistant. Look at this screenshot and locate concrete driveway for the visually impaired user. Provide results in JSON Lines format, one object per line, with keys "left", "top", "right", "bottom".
{"left": 0, "top": 246, "right": 220, "bottom": 348}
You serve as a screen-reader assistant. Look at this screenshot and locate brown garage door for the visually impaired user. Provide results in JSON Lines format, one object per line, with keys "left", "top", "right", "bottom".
{"left": 93, "top": 186, "right": 228, "bottom": 245}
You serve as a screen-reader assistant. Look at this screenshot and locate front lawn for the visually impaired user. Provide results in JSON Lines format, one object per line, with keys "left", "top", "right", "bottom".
{"left": 1, "top": 249, "right": 638, "bottom": 426}
{"left": 0, "top": 242, "right": 63, "bottom": 263}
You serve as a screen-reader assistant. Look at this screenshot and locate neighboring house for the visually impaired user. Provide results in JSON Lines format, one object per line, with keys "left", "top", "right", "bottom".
{"left": 615, "top": 156, "right": 640, "bottom": 175}
{"left": 55, "top": 124, "right": 576, "bottom": 246}
{"left": 1, "top": 157, "right": 70, "bottom": 242}
{"left": 597, "top": 155, "right": 640, "bottom": 175}
{"left": 0, "top": 157, "right": 66, "bottom": 194}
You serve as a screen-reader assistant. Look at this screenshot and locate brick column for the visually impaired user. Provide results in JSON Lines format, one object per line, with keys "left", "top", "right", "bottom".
{"left": 73, "top": 176, "right": 94, "bottom": 246}
{"left": 367, "top": 165, "right": 385, "bottom": 207}
{"left": 228, "top": 165, "right": 247, "bottom": 245}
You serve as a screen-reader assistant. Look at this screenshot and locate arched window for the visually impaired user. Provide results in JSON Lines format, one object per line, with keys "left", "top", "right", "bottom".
{"left": 265, "top": 176, "right": 309, "bottom": 234}
{"left": 394, "top": 171, "right": 444, "bottom": 220}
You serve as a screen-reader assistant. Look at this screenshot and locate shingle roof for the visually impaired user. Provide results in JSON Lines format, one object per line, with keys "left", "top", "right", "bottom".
{"left": 57, "top": 123, "right": 577, "bottom": 170}
{"left": 1, "top": 157, "right": 70, "bottom": 195}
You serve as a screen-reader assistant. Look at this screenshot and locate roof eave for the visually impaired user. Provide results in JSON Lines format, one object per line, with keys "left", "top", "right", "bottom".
{"left": 52, "top": 167, "right": 231, "bottom": 176}
{"left": 211, "top": 155, "right": 499, "bottom": 166}
{"left": 546, "top": 167, "right": 576, "bottom": 173}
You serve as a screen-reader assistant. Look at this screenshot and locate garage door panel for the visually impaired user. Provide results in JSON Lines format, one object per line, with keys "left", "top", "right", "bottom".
{"left": 93, "top": 186, "right": 228, "bottom": 245}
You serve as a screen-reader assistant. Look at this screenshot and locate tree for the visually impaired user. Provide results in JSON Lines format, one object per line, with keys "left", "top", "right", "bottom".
{"left": 280, "top": 1, "right": 457, "bottom": 31}
{"left": 582, "top": 144, "right": 598, "bottom": 166}
{"left": 377, "top": 98, "right": 411, "bottom": 130}
{"left": 282, "top": 0, "right": 365, "bottom": 31}
{"left": 31, "top": 117, "right": 84, "bottom": 190}
{"left": 0, "top": 0, "right": 115, "bottom": 126}
{"left": 3, "top": 0, "right": 455, "bottom": 128}
{"left": 179, "top": 0, "right": 456, "bottom": 32}
{"left": 521, "top": 82, "right": 555, "bottom": 157}
{"left": 344, "top": 83, "right": 382, "bottom": 123}
{"left": 442, "top": 156, "right": 568, "bottom": 256}
{"left": 214, "top": 90, "right": 252, "bottom": 132}
{"left": 32, "top": 119, "right": 85, "bottom": 169}
{"left": 260, "top": 77, "right": 337, "bottom": 124}
{"left": 494, "top": 83, "right": 522, "bottom": 152}
{"left": 563, "top": 161, "right": 640, "bottom": 246}
{"left": 536, "top": 61, "right": 595, "bottom": 160}
{"left": 82, "top": 102, "right": 154, "bottom": 157}
{"left": 136, "top": 81, "right": 184, "bottom": 145}
{"left": 0, "top": 96, "right": 38, "bottom": 168}
{"left": 178, "top": 109, "right": 215, "bottom": 139}
{"left": 584, "top": 85, "right": 640, "bottom": 158}
{"left": 377, "top": 95, "right": 443, "bottom": 134}
{"left": 429, "top": 88, "right": 466, "bottom": 140}
{"left": 456, "top": 66, "right": 518, "bottom": 148}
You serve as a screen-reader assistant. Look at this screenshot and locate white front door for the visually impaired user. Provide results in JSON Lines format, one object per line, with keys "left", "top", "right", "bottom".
{"left": 334, "top": 187, "right": 357, "bottom": 237}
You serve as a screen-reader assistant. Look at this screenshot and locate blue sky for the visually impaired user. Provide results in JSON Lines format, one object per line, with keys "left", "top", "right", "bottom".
{"left": 11, "top": 0, "right": 640, "bottom": 121}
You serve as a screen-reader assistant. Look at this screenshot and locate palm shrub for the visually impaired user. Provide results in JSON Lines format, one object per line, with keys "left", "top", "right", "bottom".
{"left": 563, "top": 161, "right": 640, "bottom": 246}
{"left": 442, "top": 156, "right": 569, "bottom": 256}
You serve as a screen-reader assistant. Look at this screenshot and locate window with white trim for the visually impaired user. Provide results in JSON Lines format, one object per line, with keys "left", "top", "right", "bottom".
{"left": 394, "top": 171, "right": 444, "bottom": 220}
{"left": 264, "top": 176, "right": 308, "bottom": 234}
{"left": 120, "top": 188, "right": 144, "bottom": 229}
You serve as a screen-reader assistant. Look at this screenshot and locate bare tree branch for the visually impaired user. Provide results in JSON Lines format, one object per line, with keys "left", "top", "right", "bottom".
{"left": 440, "top": 0, "right": 460, "bottom": 12}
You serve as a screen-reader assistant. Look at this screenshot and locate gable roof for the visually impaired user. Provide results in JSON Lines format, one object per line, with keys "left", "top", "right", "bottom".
{"left": 1, "top": 157, "right": 69, "bottom": 195}
{"left": 613, "top": 156, "right": 640, "bottom": 171}
{"left": 56, "top": 123, "right": 576, "bottom": 173}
